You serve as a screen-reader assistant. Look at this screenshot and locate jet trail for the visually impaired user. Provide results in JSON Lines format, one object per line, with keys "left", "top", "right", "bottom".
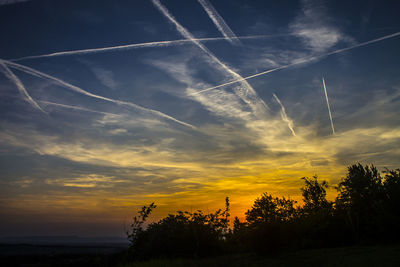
{"left": 39, "top": 101, "right": 120, "bottom": 116}
{"left": 272, "top": 93, "right": 296, "bottom": 136}
{"left": 191, "top": 32, "right": 400, "bottom": 95}
{"left": 2, "top": 60, "right": 196, "bottom": 129}
{"left": 322, "top": 77, "right": 335, "bottom": 135}
{"left": 197, "top": 0, "right": 240, "bottom": 45}
{"left": 151, "top": 0, "right": 268, "bottom": 116}
{"left": 0, "top": 60, "right": 46, "bottom": 113}
{"left": 10, "top": 34, "right": 280, "bottom": 62}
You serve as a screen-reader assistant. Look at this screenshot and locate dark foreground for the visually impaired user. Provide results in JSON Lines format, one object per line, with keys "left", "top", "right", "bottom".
{"left": 0, "top": 242, "right": 127, "bottom": 266}
{"left": 125, "top": 245, "right": 400, "bottom": 267}
{"left": 1, "top": 244, "right": 400, "bottom": 267}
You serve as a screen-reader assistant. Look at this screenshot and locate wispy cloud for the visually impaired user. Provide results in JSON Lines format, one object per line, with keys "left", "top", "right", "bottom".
{"left": 322, "top": 77, "right": 335, "bottom": 134}
{"left": 187, "top": 87, "right": 252, "bottom": 121}
{"left": 45, "top": 174, "right": 123, "bottom": 188}
{"left": 0, "top": 60, "right": 46, "bottom": 113}
{"left": 148, "top": 57, "right": 252, "bottom": 121}
{"left": 151, "top": 0, "right": 268, "bottom": 118}
{"left": 197, "top": 0, "right": 240, "bottom": 45}
{"left": 39, "top": 100, "right": 121, "bottom": 117}
{"left": 148, "top": 56, "right": 300, "bottom": 154}
{"left": 3, "top": 60, "right": 196, "bottom": 129}
{"left": 79, "top": 60, "right": 119, "bottom": 90}
{"left": 289, "top": 0, "right": 351, "bottom": 52}
{"left": 191, "top": 32, "right": 400, "bottom": 94}
{"left": 91, "top": 67, "right": 118, "bottom": 90}
{"left": 272, "top": 93, "right": 296, "bottom": 136}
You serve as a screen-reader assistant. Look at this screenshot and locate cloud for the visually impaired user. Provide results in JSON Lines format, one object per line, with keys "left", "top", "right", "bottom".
{"left": 151, "top": 0, "right": 268, "bottom": 119}
{"left": 188, "top": 87, "right": 252, "bottom": 120}
{"left": 289, "top": 0, "right": 351, "bottom": 52}
{"left": 92, "top": 67, "right": 118, "bottom": 89}
{"left": 2, "top": 94, "right": 399, "bottom": 226}
{"left": 191, "top": 31, "right": 400, "bottom": 94}
{"left": 146, "top": 53, "right": 307, "bottom": 170}
{"left": 148, "top": 54, "right": 253, "bottom": 121}
{"left": 12, "top": 177, "right": 34, "bottom": 188}
{"left": 39, "top": 100, "right": 120, "bottom": 116}
{"left": 292, "top": 27, "right": 342, "bottom": 53}
{"left": 145, "top": 42, "right": 399, "bottom": 179}
{"left": 79, "top": 60, "right": 119, "bottom": 90}
{"left": 45, "top": 174, "right": 123, "bottom": 188}
{"left": 108, "top": 128, "right": 128, "bottom": 135}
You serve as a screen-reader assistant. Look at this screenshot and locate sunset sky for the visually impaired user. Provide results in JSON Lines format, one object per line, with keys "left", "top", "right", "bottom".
{"left": 1, "top": 0, "right": 399, "bottom": 237}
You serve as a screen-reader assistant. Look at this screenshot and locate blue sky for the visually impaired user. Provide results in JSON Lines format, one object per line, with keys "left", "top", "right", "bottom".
{"left": 0, "top": 0, "right": 399, "bottom": 237}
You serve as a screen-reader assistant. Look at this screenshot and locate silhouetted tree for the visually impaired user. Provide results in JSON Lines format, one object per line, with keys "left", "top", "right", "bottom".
{"left": 381, "top": 168, "right": 400, "bottom": 242}
{"left": 301, "top": 176, "right": 331, "bottom": 213}
{"left": 244, "top": 193, "right": 298, "bottom": 252}
{"left": 246, "top": 193, "right": 297, "bottom": 224}
{"left": 335, "top": 163, "right": 385, "bottom": 243}
{"left": 298, "top": 176, "right": 338, "bottom": 247}
{"left": 383, "top": 168, "right": 400, "bottom": 209}
{"left": 228, "top": 216, "right": 249, "bottom": 252}
{"left": 126, "top": 202, "right": 156, "bottom": 248}
{"left": 128, "top": 198, "right": 230, "bottom": 259}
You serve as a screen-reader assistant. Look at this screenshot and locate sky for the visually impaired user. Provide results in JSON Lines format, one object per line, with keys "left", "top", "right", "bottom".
{"left": 0, "top": 0, "right": 399, "bottom": 237}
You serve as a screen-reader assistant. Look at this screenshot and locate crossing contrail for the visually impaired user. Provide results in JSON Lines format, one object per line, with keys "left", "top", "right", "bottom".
{"left": 2, "top": 60, "right": 196, "bottom": 129}
{"left": 0, "top": 60, "right": 46, "bottom": 113}
{"left": 272, "top": 93, "right": 296, "bottom": 136}
{"left": 10, "top": 34, "right": 283, "bottom": 62}
{"left": 197, "top": 0, "right": 240, "bottom": 45}
{"left": 151, "top": 0, "right": 268, "bottom": 116}
{"left": 190, "top": 31, "right": 400, "bottom": 95}
{"left": 322, "top": 77, "right": 335, "bottom": 135}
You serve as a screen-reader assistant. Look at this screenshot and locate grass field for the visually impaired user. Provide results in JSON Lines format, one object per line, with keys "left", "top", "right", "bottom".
{"left": 1, "top": 244, "right": 399, "bottom": 266}
{"left": 123, "top": 245, "right": 400, "bottom": 267}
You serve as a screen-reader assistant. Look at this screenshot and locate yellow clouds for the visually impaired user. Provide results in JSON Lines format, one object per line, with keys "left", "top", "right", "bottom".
{"left": 1, "top": 106, "right": 399, "bottom": 223}
{"left": 45, "top": 174, "right": 123, "bottom": 188}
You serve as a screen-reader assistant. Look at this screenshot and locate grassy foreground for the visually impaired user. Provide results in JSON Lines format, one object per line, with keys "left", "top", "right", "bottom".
{"left": 123, "top": 245, "right": 400, "bottom": 267}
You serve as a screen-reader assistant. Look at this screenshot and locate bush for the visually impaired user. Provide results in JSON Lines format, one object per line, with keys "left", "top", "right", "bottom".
{"left": 128, "top": 198, "right": 230, "bottom": 259}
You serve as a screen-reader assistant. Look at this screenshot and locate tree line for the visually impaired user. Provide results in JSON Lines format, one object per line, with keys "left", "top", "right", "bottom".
{"left": 126, "top": 163, "right": 400, "bottom": 259}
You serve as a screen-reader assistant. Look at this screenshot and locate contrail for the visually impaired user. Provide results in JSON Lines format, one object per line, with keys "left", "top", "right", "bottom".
{"left": 0, "top": 60, "right": 46, "bottom": 113}
{"left": 322, "top": 77, "right": 335, "bottom": 135}
{"left": 197, "top": 0, "right": 240, "bottom": 45}
{"left": 272, "top": 93, "right": 296, "bottom": 136}
{"left": 151, "top": 0, "right": 268, "bottom": 116}
{"left": 39, "top": 100, "right": 120, "bottom": 116}
{"left": 10, "top": 34, "right": 283, "bottom": 62}
{"left": 2, "top": 60, "right": 196, "bottom": 129}
{"left": 191, "top": 32, "right": 400, "bottom": 95}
